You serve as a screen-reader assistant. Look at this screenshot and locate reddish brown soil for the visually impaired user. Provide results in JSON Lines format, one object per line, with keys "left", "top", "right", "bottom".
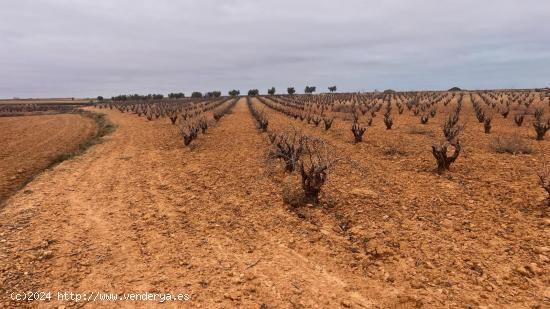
{"left": 0, "top": 114, "right": 96, "bottom": 203}
{"left": 0, "top": 98, "right": 549, "bottom": 308}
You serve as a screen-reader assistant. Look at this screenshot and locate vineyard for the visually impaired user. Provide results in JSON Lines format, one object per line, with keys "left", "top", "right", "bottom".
{"left": 1, "top": 90, "right": 549, "bottom": 308}
{"left": 0, "top": 99, "right": 94, "bottom": 117}
{"left": 99, "top": 90, "right": 550, "bottom": 203}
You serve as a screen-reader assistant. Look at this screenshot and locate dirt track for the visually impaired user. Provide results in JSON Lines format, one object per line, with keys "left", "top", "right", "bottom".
{"left": 0, "top": 98, "right": 549, "bottom": 308}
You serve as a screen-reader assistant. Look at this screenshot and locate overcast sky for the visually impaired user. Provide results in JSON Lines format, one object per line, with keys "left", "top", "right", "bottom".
{"left": 1, "top": 0, "right": 549, "bottom": 98}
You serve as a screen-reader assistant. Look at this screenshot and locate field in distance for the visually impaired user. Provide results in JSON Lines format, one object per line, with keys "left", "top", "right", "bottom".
{"left": 0, "top": 98, "right": 93, "bottom": 105}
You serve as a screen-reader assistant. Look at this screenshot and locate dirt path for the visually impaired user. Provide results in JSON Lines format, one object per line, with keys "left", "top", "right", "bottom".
{"left": 0, "top": 99, "right": 386, "bottom": 308}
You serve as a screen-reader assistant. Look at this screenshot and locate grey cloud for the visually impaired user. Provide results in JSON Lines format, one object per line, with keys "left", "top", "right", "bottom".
{"left": 1, "top": 0, "right": 549, "bottom": 98}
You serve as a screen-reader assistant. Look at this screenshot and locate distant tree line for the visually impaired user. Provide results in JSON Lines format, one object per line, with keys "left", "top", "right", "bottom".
{"left": 205, "top": 91, "right": 222, "bottom": 98}
{"left": 104, "top": 84, "right": 338, "bottom": 101}
{"left": 111, "top": 94, "right": 165, "bottom": 101}
{"left": 168, "top": 92, "right": 185, "bottom": 99}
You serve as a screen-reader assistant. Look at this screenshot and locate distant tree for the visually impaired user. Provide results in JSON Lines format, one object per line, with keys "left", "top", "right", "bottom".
{"left": 228, "top": 89, "right": 240, "bottom": 96}
{"left": 191, "top": 91, "right": 203, "bottom": 98}
{"left": 204, "top": 91, "right": 221, "bottom": 98}
{"left": 248, "top": 89, "right": 259, "bottom": 96}
{"left": 168, "top": 92, "right": 185, "bottom": 99}
{"left": 287, "top": 87, "right": 296, "bottom": 95}
{"left": 304, "top": 86, "right": 316, "bottom": 94}
{"left": 112, "top": 94, "right": 128, "bottom": 101}
{"left": 328, "top": 86, "right": 337, "bottom": 93}
{"left": 268, "top": 87, "right": 276, "bottom": 95}
{"left": 128, "top": 94, "right": 142, "bottom": 100}
{"left": 97, "top": 96, "right": 104, "bottom": 101}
